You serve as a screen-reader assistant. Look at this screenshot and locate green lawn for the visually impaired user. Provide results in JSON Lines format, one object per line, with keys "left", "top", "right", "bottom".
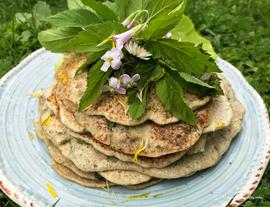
{"left": 0, "top": 0, "right": 270, "bottom": 206}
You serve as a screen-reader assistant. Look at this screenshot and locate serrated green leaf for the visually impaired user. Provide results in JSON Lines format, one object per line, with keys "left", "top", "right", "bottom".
{"left": 156, "top": 73, "right": 196, "bottom": 125}
{"left": 104, "top": 0, "right": 143, "bottom": 21}
{"left": 166, "top": 70, "right": 221, "bottom": 96}
{"left": 146, "top": 39, "right": 220, "bottom": 74}
{"left": 38, "top": 27, "right": 80, "bottom": 52}
{"left": 75, "top": 50, "right": 105, "bottom": 76}
{"left": 81, "top": 0, "right": 117, "bottom": 21}
{"left": 171, "top": 15, "right": 217, "bottom": 58}
{"left": 131, "top": 60, "right": 157, "bottom": 88}
{"left": 51, "top": 199, "right": 60, "bottom": 207}
{"left": 128, "top": 85, "right": 148, "bottom": 119}
{"left": 139, "top": 0, "right": 186, "bottom": 40}
{"left": 47, "top": 9, "right": 102, "bottom": 27}
{"left": 67, "top": 21, "right": 125, "bottom": 52}
{"left": 179, "top": 72, "right": 215, "bottom": 89}
{"left": 144, "top": 0, "right": 183, "bottom": 18}
{"left": 79, "top": 60, "right": 112, "bottom": 111}
{"left": 67, "top": 0, "right": 86, "bottom": 10}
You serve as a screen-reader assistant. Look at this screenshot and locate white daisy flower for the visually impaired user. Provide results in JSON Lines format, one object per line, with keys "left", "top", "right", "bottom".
{"left": 125, "top": 41, "right": 152, "bottom": 60}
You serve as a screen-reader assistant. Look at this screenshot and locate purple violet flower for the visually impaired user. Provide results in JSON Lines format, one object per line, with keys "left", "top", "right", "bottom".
{"left": 101, "top": 48, "right": 123, "bottom": 72}
{"left": 102, "top": 77, "right": 126, "bottom": 95}
{"left": 120, "top": 74, "right": 141, "bottom": 88}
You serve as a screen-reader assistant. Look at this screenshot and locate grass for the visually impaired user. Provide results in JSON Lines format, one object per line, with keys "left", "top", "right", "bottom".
{"left": 0, "top": 0, "right": 270, "bottom": 206}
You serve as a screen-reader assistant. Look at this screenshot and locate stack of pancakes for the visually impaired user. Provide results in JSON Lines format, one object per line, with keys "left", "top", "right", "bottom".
{"left": 35, "top": 54, "right": 245, "bottom": 188}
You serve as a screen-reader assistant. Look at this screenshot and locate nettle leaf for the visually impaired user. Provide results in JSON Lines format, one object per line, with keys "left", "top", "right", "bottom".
{"left": 38, "top": 27, "right": 80, "bottom": 52}
{"left": 127, "top": 62, "right": 163, "bottom": 119}
{"left": 179, "top": 72, "right": 216, "bottom": 89}
{"left": 139, "top": 0, "right": 186, "bottom": 40}
{"left": 104, "top": 0, "right": 143, "bottom": 21}
{"left": 103, "top": 0, "right": 128, "bottom": 20}
{"left": 132, "top": 60, "right": 157, "bottom": 88}
{"left": 128, "top": 85, "right": 148, "bottom": 119}
{"left": 81, "top": 0, "right": 117, "bottom": 21}
{"left": 67, "top": 21, "right": 126, "bottom": 52}
{"left": 67, "top": 0, "right": 86, "bottom": 10}
{"left": 144, "top": 0, "right": 184, "bottom": 18}
{"left": 171, "top": 15, "right": 217, "bottom": 58}
{"left": 167, "top": 70, "right": 221, "bottom": 96}
{"left": 146, "top": 39, "right": 220, "bottom": 74}
{"left": 156, "top": 73, "right": 196, "bottom": 125}
{"left": 75, "top": 51, "right": 105, "bottom": 76}
{"left": 47, "top": 9, "right": 102, "bottom": 27}
{"left": 79, "top": 60, "right": 112, "bottom": 111}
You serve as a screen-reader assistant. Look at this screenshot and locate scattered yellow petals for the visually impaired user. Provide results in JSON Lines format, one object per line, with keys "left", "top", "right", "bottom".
{"left": 214, "top": 119, "right": 225, "bottom": 129}
{"left": 29, "top": 132, "right": 35, "bottom": 141}
{"left": 41, "top": 115, "right": 52, "bottom": 126}
{"left": 128, "top": 192, "right": 150, "bottom": 200}
{"left": 31, "top": 89, "right": 43, "bottom": 97}
{"left": 57, "top": 72, "right": 69, "bottom": 84}
{"left": 46, "top": 183, "right": 57, "bottom": 198}
{"left": 133, "top": 139, "right": 147, "bottom": 161}
{"left": 116, "top": 97, "right": 127, "bottom": 110}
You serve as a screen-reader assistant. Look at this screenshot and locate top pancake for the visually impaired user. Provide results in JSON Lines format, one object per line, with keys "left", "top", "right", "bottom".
{"left": 54, "top": 53, "right": 211, "bottom": 126}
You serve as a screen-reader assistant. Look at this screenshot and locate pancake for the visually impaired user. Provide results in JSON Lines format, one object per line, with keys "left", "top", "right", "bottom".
{"left": 39, "top": 78, "right": 244, "bottom": 179}
{"left": 99, "top": 170, "right": 152, "bottom": 186}
{"left": 54, "top": 53, "right": 211, "bottom": 126}
{"left": 53, "top": 161, "right": 161, "bottom": 189}
{"left": 72, "top": 108, "right": 209, "bottom": 157}
{"left": 52, "top": 161, "right": 113, "bottom": 188}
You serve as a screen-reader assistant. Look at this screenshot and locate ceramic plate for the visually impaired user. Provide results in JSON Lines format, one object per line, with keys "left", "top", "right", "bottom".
{"left": 0, "top": 49, "right": 269, "bottom": 207}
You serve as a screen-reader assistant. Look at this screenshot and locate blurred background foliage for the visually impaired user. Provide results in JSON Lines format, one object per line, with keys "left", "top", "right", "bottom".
{"left": 0, "top": 0, "right": 269, "bottom": 206}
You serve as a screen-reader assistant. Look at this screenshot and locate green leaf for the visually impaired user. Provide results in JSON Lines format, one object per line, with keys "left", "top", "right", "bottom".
{"left": 128, "top": 85, "right": 148, "bottom": 119}
{"left": 166, "top": 70, "right": 221, "bottom": 96}
{"left": 127, "top": 62, "right": 163, "bottom": 119}
{"left": 144, "top": 0, "right": 184, "bottom": 18}
{"left": 79, "top": 60, "right": 112, "bottom": 111}
{"left": 81, "top": 0, "right": 117, "bottom": 21}
{"left": 67, "top": 0, "right": 86, "bottom": 9}
{"left": 67, "top": 21, "right": 125, "bottom": 52}
{"left": 38, "top": 27, "right": 80, "bottom": 52}
{"left": 171, "top": 15, "right": 217, "bottom": 59}
{"left": 178, "top": 72, "right": 215, "bottom": 89}
{"left": 51, "top": 199, "right": 60, "bottom": 207}
{"left": 47, "top": 9, "right": 102, "bottom": 27}
{"left": 139, "top": 0, "right": 186, "bottom": 40}
{"left": 156, "top": 73, "right": 196, "bottom": 125}
{"left": 33, "top": 1, "right": 52, "bottom": 24}
{"left": 131, "top": 60, "right": 157, "bottom": 88}
{"left": 104, "top": 0, "right": 143, "bottom": 21}
{"left": 146, "top": 39, "right": 220, "bottom": 74}
{"left": 75, "top": 51, "right": 105, "bottom": 76}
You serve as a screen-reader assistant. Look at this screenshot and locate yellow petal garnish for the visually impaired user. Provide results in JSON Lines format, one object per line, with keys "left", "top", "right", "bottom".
{"left": 116, "top": 97, "right": 127, "bottom": 111}
{"left": 29, "top": 132, "right": 35, "bottom": 141}
{"left": 41, "top": 115, "right": 52, "bottom": 126}
{"left": 31, "top": 89, "right": 43, "bottom": 97}
{"left": 133, "top": 139, "right": 147, "bottom": 161}
{"left": 46, "top": 182, "right": 57, "bottom": 198}
{"left": 214, "top": 119, "right": 225, "bottom": 129}
{"left": 128, "top": 192, "right": 150, "bottom": 200}
{"left": 57, "top": 72, "right": 69, "bottom": 84}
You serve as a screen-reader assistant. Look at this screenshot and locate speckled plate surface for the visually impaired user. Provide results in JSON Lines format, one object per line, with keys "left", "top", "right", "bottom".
{"left": 0, "top": 49, "right": 269, "bottom": 207}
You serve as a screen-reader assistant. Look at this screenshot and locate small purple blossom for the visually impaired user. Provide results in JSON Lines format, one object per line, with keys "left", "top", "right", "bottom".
{"left": 113, "top": 30, "right": 133, "bottom": 49}
{"left": 120, "top": 74, "right": 140, "bottom": 88}
{"left": 101, "top": 48, "right": 123, "bottom": 72}
{"left": 102, "top": 77, "right": 126, "bottom": 95}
